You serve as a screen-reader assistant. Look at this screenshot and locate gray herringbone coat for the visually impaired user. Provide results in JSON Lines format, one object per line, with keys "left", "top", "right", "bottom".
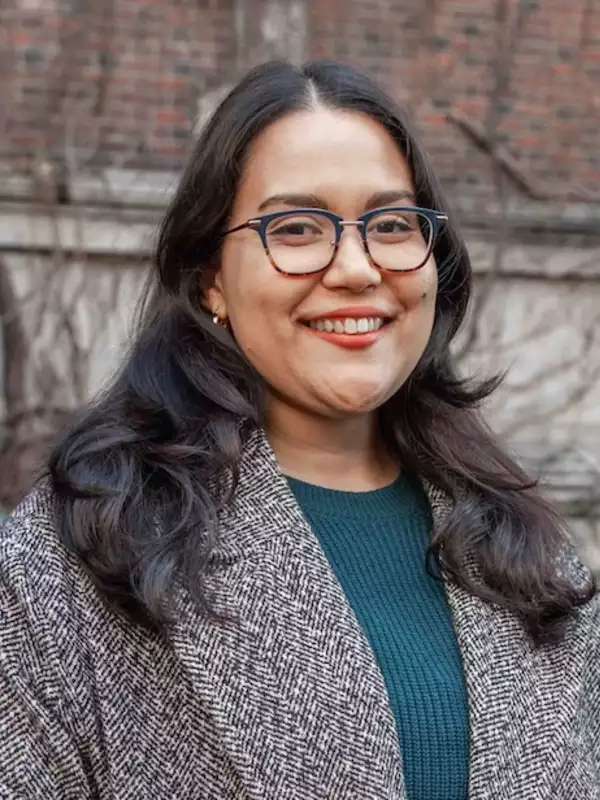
{"left": 1, "top": 427, "right": 599, "bottom": 799}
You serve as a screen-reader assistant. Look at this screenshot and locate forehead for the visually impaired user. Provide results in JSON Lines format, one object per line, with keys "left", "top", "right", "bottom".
{"left": 235, "top": 108, "right": 415, "bottom": 210}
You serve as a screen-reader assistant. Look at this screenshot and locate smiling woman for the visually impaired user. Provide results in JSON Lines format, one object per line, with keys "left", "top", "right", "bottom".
{"left": 204, "top": 108, "right": 441, "bottom": 451}
{"left": 1, "top": 61, "right": 598, "bottom": 800}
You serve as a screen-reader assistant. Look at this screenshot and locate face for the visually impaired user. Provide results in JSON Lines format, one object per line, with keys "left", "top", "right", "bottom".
{"left": 204, "top": 108, "right": 438, "bottom": 422}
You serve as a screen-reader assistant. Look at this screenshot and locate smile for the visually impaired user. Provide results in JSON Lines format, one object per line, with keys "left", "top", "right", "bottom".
{"left": 306, "top": 316, "right": 387, "bottom": 334}
{"left": 300, "top": 316, "right": 392, "bottom": 349}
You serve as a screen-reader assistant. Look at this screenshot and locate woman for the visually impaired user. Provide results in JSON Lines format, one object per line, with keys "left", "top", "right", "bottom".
{"left": 1, "top": 60, "right": 598, "bottom": 800}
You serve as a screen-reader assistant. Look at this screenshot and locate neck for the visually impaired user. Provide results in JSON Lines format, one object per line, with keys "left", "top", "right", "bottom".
{"left": 264, "top": 399, "right": 400, "bottom": 491}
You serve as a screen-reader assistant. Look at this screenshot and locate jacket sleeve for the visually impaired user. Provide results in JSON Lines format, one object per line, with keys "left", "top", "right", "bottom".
{"left": 0, "top": 511, "right": 96, "bottom": 800}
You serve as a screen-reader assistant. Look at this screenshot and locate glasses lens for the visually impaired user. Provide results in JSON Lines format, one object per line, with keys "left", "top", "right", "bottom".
{"left": 266, "top": 213, "right": 335, "bottom": 274}
{"left": 366, "top": 210, "right": 433, "bottom": 271}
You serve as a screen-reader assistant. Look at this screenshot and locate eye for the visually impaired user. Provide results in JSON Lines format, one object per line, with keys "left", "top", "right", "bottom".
{"left": 367, "top": 212, "right": 419, "bottom": 242}
{"left": 375, "top": 218, "right": 412, "bottom": 233}
{"left": 267, "top": 215, "right": 328, "bottom": 246}
{"left": 273, "top": 222, "right": 321, "bottom": 236}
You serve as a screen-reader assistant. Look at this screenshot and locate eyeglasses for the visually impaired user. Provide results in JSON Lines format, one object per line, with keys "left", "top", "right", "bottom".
{"left": 220, "top": 206, "right": 448, "bottom": 276}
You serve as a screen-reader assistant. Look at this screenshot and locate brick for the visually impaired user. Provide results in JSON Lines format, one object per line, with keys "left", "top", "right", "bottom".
{"left": 0, "top": 0, "right": 597, "bottom": 202}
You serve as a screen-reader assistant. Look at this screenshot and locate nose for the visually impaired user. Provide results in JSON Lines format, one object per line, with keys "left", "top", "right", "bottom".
{"left": 321, "top": 223, "right": 382, "bottom": 292}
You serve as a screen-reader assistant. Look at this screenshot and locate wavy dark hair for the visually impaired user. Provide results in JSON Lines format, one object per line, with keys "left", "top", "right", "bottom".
{"left": 48, "top": 59, "right": 595, "bottom": 646}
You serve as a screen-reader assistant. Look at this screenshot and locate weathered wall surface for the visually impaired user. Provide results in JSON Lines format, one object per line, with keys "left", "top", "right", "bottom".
{"left": 1, "top": 0, "right": 599, "bottom": 568}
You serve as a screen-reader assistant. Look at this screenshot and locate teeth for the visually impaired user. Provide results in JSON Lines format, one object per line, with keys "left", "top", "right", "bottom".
{"left": 307, "top": 317, "right": 386, "bottom": 334}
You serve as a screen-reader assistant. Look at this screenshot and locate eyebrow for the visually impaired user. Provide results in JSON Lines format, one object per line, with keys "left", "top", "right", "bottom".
{"left": 256, "top": 189, "right": 416, "bottom": 213}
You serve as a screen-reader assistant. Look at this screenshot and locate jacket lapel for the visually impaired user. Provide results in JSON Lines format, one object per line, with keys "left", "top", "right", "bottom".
{"left": 168, "top": 427, "right": 584, "bottom": 799}
{"left": 168, "top": 426, "right": 406, "bottom": 798}
{"left": 426, "top": 481, "right": 586, "bottom": 800}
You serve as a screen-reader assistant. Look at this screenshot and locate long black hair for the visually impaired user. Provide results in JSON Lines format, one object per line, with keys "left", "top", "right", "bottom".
{"left": 49, "top": 60, "right": 595, "bottom": 645}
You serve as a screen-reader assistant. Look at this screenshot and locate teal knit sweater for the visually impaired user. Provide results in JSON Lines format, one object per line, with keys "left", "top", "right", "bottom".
{"left": 285, "top": 471, "right": 470, "bottom": 800}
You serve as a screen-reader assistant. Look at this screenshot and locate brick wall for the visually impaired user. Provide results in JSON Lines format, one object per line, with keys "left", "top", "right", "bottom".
{"left": 1, "top": 0, "right": 599, "bottom": 204}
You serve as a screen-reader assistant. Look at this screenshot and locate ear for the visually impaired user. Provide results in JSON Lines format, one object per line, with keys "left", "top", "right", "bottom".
{"left": 199, "top": 268, "right": 226, "bottom": 316}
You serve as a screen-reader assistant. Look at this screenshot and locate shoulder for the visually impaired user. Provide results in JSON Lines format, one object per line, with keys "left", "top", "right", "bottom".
{"left": 1, "top": 479, "right": 161, "bottom": 659}
{"left": 2, "top": 479, "right": 63, "bottom": 591}
{"left": 0, "top": 483, "right": 121, "bottom": 793}
{"left": 1, "top": 477, "right": 77, "bottom": 592}
{"left": 0, "top": 478, "right": 134, "bottom": 635}
{"left": 0, "top": 481, "right": 103, "bottom": 722}
{"left": 0, "top": 479, "right": 83, "bottom": 604}
{"left": 2, "top": 478, "right": 58, "bottom": 550}
{"left": 554, "top": 544, "right": 599, "bottom": 639}
{"left": 563, "top": 548, "right": 600, "bottom": 682}
{"left": 559, "top": 544, "right": 600, "bottom": 626}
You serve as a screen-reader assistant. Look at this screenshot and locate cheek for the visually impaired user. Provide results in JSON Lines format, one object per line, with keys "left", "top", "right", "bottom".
{"left": 220, "top": 264, "right": 312, "bottom": 368}
{"left": 418, "top": 261, "right": 437, "bottom": 304}
{"left": 419, "top": 288, "right": 437, "bottom": 325}
{"left": 393, "top": 267, "right": 438, "bottom": 361}
{"left": 394, "top": 262, "right": 437, "bottom": 316}
{"left": 417, "top": 275, "right": 438, "bottom": 338}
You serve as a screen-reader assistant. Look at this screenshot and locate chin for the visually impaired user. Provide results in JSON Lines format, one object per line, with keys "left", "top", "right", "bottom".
{"left": 324, "top": 387, "right": 391, "bottom": 416}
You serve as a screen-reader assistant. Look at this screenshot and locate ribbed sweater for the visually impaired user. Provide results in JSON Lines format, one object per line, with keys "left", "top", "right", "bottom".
{"left": 285, "top": 471, "right": 470, "bottom": 800}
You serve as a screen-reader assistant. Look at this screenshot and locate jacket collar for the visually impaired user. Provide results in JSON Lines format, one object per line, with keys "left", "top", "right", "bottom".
{"left": 172, "top": 424, "right": 588, "bottom": 799}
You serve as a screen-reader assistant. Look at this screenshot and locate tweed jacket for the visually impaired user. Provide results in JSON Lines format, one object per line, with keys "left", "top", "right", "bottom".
{"left": 0, "top": 426, "right": 598, "bottom": 800}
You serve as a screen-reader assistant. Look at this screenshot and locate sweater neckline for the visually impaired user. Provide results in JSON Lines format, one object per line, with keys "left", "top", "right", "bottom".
{"left": 284, "top": 471, "right": 423, "bottom": 520}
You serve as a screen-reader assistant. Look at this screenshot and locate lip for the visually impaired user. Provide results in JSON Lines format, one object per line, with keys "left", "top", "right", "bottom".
{"left": 299, "top": 305, "right": 395, "bottom": 323}
{"left": 301, "top": 320, "right": 391, "bottom": 350}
